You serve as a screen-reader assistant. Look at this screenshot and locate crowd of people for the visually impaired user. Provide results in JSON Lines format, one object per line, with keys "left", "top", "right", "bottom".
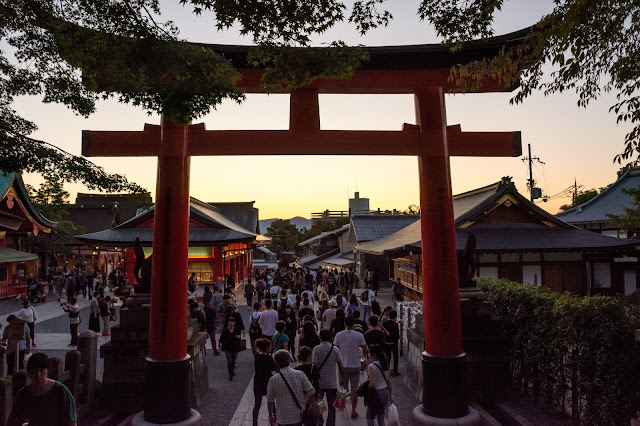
{"left": 1, "top": 263, "right": 404, "bottom": 426}
{"left": 188, "top": 266, "right": 402, "bottom": 426}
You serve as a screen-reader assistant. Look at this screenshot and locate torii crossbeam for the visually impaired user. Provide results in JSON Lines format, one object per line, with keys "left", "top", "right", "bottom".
{"left": 81, "top": 30, "right": 527, "bottom": 426}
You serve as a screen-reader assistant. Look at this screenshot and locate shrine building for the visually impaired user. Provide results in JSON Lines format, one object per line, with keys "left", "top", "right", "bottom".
{"left": 76, "top": 197, "right": 260, "bottom": 284}
{"left": 355, "top": 177, "right": 639, "bottom": 299}
{"left": 0, "top": 172, "right": 56, "bottom": 299}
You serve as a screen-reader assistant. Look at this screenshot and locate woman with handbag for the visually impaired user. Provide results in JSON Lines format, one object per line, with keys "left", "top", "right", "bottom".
{"left": 365, "top": 344, "right": 393, "bottom": 426}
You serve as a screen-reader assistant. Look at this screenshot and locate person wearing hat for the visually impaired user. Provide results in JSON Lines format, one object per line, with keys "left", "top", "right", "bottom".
{"left": 321, "top": 299, "right": 338, "bottom": 330}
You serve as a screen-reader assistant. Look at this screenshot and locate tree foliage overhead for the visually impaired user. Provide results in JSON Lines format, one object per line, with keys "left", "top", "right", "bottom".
{"left": 4, "top": 0, "right": 640, "bottom": 192}
{"left": 0, "top": 0, "right": 380, "bottom": 191}
{"left": 423, "top": 0, "right": 640, "bottom": 165}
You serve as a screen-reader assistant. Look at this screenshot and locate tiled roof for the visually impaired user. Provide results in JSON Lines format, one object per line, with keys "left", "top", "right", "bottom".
{"left": 355, "top": 220, "right": 421, "bottom": 255}
{"left": 297, "top": 248, "right": 340, "bottom": 266}
{"left": 298, "top": 224, "right": 349, "bottom": 247}
{"left": 0, "top": 246, "right": 39, "bottom": 263}
{"left": 75, "top": 192, "right": 151, "bottom": 222}
{"left": 0, "top": 172, "right": 56, "bottom": 230}
{"left": 206, "top": 201, "right": 260, "bottom": 234}
{"left": 66, "top": 205, "right": 118, "bottom": 234}
{"left": 407, "top": 223, "right": 639, "bottom": 253}
{"left": 350, "top": 215, "right": 420, "bottom": 243}
{"left": 76, "top": 196, "right": 257, "bottom": 246}
{"left": 557, "top": 168, "right": 640, "bottom": 224}
{"left": 356, "top": 180, "right": 637, "bottom": 255}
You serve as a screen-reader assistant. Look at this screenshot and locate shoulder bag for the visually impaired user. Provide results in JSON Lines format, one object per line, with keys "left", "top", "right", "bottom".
{"left": 280, "top": 372, "right": 320, "bottom": 426}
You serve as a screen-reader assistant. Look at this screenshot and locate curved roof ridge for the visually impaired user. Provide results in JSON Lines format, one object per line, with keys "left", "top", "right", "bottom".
{"left": 453, "top": 182, "right": 500, "bottom": 200}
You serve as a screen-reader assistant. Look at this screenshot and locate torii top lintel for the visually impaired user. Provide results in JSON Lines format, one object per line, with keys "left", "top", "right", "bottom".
{"left": 82, "top": 29, "right": 529, "bottom": 158}
{"left": 210, "top": 27, "right": 529, "bottom": 94}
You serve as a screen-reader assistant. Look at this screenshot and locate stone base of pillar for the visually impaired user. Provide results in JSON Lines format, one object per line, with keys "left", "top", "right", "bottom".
{"left": 412, "top": 405, "right": 481, "bottom": 426}
{"left": 131, "top": 409, "right": 201, "bottom": 426}
{"left": 143, "top": 356, "right": 192, "bottom": 424}
{"left": 422, "top": 352, "right": 469, "bottom": 418}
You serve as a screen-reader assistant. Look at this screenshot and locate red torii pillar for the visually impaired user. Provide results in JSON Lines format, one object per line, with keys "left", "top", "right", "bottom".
{"left": 83, "top": 86, "right": 520, "bottom": 425}
{"left": 415, "top": 87, "right": 470, "bottom": 422}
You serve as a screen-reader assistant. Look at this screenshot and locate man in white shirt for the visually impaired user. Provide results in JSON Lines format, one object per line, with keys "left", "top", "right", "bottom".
{"left": 333, "top": 316, "right": 368, "bottom": 419}
{"left": 269, "top": 283, "right": 281, "bottom": 300}
{"left": 17, "top": 300, "right": 37, "bottom": 347}
{"left": 258, "top": 299, "right": 279, "bottom": 340}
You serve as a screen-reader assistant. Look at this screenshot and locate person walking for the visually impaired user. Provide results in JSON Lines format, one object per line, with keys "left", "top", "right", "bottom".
{"left": 248, "top": 302, "right": 263, "bottom": 355}
{"left": 1, "top": 315, "right": 31, "bottom": 374}
{"left": 17, "top": 300, "right": 37, "bottom": 347}
{"left": 272, "top": 321, "right": 289, "bottom": 352}
{"left": 267, "top": 349, "right": 315, "bottom": 426}
{"left": 88, "top": 292, "right": 101, "bottom": 333}
{"left": 280, "top": 304, "right": 297, "bottom": 360}
{"left": 65, "top": 273, "right": 77, "bottom": 300}
{"left": 259, "top": 299, "right": 279, "bottom": 342}
{"left": 220, "top": 318, "right": 241, "bottom": 380}
{"left": 256, "top": 277, "right": 266, "bottom": 304}
{"left": 359, "top": 285, "right": 375, "bottom": 323}
{"left": 382, "top": 310, "right": 401, "bottom": 376}
{"left": 392, "top": 278, "right": 404, "bottom": 303}
{"left": 61, "top": 297, "right": 80, "bottom": 346}
{"left": 321, "top": 299, "right": 337, "bottom": 330}
{"left": 203, "top": 300, "right": 220, "bottom": 355}
{"left": 245, "top": 279, "right": 255, "bottom": 311}
{"left": 7, "top": 353, "right": 78, "bottom": 426}
{"left": 298, "top": 321, "right": 320, "bottom": 353}
{"left": 99, "top": 297, "right": 111, "bottom": 337}
{"left": 252, "top": 338, "right": 276, "bottom": 426}
{"left": 312, "top": 329, "right": 345, "bottom": 426}
{"left": 333, "top": 315, "right": 368, "bottom": 419}
{"left": 365, "top": 345, "right": 393, "bottom": 426}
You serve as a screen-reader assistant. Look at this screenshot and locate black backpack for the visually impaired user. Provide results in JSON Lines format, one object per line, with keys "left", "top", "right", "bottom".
{"left": 249, "top": 313, "right": 262, "bottom": 336}
{"left": 360, "top": 290, "right": 369, "bottom": 302}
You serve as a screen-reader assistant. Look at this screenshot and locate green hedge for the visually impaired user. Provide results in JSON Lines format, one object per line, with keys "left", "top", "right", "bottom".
{"left": 476, "top": 277, "right": 640, "bottom": 425}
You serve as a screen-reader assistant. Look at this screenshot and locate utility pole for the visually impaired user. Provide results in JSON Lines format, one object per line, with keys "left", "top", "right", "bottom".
{"left": 523, "top": 144, "right": 544, "bottom": 201}
{"left": 574, "top": 178, "right": 578, "bottom": 204}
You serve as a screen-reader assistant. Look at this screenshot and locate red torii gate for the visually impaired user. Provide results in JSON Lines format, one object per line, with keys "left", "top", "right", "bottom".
{"left": 83, "top": 33, "right": 525, "bottom": 425}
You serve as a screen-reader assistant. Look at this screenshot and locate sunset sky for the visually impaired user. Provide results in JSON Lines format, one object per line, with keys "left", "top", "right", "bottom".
{"left": 15, "top": 1, "right": 632, "bottom": 221}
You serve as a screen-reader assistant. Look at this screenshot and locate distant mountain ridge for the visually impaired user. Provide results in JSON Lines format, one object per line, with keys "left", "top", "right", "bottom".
{"left": 260, "top": 216, "right": 311, "bottom": 233}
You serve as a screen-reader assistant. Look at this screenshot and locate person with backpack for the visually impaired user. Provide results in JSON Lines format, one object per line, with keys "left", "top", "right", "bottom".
{"left": 248, "top": 302, "right": 263, "bottom": 355}
{"left": 359, "top": 285, "right": 376, "bottom": 323}
{"left": 245, "top": 279, "right": 255, "bottom": 311}
{"left": 312, "top": 329, "right": 346, "bottom": 426}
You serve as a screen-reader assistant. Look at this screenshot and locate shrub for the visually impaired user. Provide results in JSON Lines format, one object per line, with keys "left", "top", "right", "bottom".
{"left": 476, "top": 277, "right": 640, "bottom": 425}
